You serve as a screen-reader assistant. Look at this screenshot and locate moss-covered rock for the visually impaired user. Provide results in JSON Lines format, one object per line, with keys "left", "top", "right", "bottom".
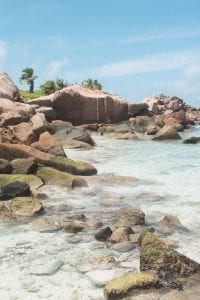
{"left": 36, "top": 167, "right": 87, "bottom": 188}
{"left": 0, "top": 174, "right": 43, "bottom": 190}
{"left": 73, "top": 160, "right": 97, "bottom": 175}
{"left": 139, "top": 230, "right": 200, "bottom": 275}
{"left": 104, "top": 272, "right": 160, "bottom": 299}
{"left": 10, "top": 197, "right": 44, "bottom": 216}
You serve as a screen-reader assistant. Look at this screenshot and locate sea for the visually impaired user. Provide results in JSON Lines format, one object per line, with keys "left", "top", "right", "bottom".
{"left": 0, "top": 126, "right": 199, "bottom": 300}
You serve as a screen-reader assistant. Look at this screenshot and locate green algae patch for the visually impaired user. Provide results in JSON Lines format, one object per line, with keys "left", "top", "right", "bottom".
{"left": 11, "top": 197, "right": 44, "bottom": 216}
{"left": 36, "top": 167, "right": 87, "bottom": 188}
{"left": 104, "top": 272, "right": 160, "bottom": 299}
{"left": 139, "top": 230, "right": 200, "bottom": 275}
{"left": 0, "top": 174, "right": 43, "bottom": 190}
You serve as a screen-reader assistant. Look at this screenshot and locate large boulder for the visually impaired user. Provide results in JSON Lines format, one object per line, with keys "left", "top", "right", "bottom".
{"left": 51, "top": 85, "right": 128, "bottom": 124}
{"left": 30, "top": 113, "right": 47, "bottom": 135}
{"left": 152, "top": 125, "right": 181, "bottom": 141}
{"left": 64, "top": 127, "right": 95, "bottom": 146}
{"left": 0, "top": 72, "right": 21, "bottom": 101}
{"left": 139, "top": 230, "right": 200, "bottom": 275}
{"left": 128, "top": 103, "right": 151, "bottom": 117}
{"left": 129, "top": 116, "right": 152, "bottom": 133}
{"left": 0, "top": 98, "right": 35, "bottom": 126}
{"left": 10, "top": 122, "right": 37, "bottom": 144}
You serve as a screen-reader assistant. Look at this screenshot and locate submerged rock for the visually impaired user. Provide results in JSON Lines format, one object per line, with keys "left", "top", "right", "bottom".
{"left": 77, "top": 256, "right": 116, "bottom": 273}
{"left": 30, "top": 259, "right": 64, "bottom": 275}
{"left": 10, "top": 197, "right": 44, "bottom": 216}
{"left": 86, "top": 268, "right": 127, "bottom": 287}
{"left": 104, "top": 272, "right": 160, "bottom": 299}
{"left": 155, "top": 215, "right": 189, "bottom": 234}
{"left": 112, "top": 241, "right": 136, "bottom": 252}
{"left": 30, "top": 217, "right": 62, "bottom": 232}
{"left": 115, "top": 207, "right": 145, "bottom": 227}
{"left": 139, "top": 230, "right": 200, "bottom": 275}
{"left": 109, "top": 226, "right": 133, "bottom": 243}
{"left": 183, "top": 137, "right": 200, "bottom": 144}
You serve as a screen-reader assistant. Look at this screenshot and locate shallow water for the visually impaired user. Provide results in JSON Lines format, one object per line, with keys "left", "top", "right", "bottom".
{"left": 0, "top": 127, "right": 200, "bottom": 299}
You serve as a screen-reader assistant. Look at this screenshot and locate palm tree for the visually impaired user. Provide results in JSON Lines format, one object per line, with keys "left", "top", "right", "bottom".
{"left": 19, "top": 68, "right": 38, "bottom": 93}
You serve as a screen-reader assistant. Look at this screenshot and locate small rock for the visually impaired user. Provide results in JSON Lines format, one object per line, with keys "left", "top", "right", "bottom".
{"left": 86, "top": 218, "right": 103, "bottom": 229}
{"left": 30, "top": 259, "right": 64, "bottom": 275}
{"left": 155, "top": 215, "right": 189, "bottom": 234}
{"left": 109, "top": 226, "right": 133, "bottom": 243}
{"left": 86, "top": 268, "right": 127, "bottom": 287}
{"left": 112, "top": 241, "right": 136, "bottom": 252}
{"left": 95, "top": 226, "right": 112, "bottom": 241}
{"left": 0, "top": 181, "right": 31, "bottom": 200}
{"left": 115, "top": 207, "right": 145, "bottom": 227}
{"left": 64, "top": 222, "right": 84, "bottom": 233}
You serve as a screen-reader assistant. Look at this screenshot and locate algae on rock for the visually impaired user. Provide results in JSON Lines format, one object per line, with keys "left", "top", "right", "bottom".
{"left": 0, "top": 174, "right": 43, "bottom": 190}
{"left": 10, "top": 197, "right": 44, "bottom": 216}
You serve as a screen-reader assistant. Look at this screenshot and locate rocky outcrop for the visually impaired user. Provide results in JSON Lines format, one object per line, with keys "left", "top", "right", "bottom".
{"left": 0, "top": 72, "right": 21, "bottom": 102}
{"left": 115, "top": 207, "right": 145, "bottom": 227}
{"left": 155, "top": 215, "right": 189, "bottom": 234}
{"left": 139, "top": 230, "right": 200, "bottom": 275}
{"left": 128, "top": 103, "right": 151, "bottom": 117}
{"left": 50, "top": 85, "right": 128, "bottom": 124}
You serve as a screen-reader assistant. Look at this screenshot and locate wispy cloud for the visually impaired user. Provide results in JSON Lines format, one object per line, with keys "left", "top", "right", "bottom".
{"left": 98, "top": 49, "right": 200, "bottom": 77}
{"left": 117, "top": 27, "right": 200, "bottom": 44}
{"left": 46, "top": 58, "right": 68, "bottom": 78}
{"left": 0, "top": 40, "right": 7, "bottom": 65}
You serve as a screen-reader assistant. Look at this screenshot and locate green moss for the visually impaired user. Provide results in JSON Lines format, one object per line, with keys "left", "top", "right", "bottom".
{"left": 104, "top": 272, "right": 159, "bottom": 299}
{"left": 0, "top": 174, "right": 43, "bottom": 190}
{"left": 36, "top": 167, "right": 81, "bottom": 187}
{"left": 20, "top": 90, "right": 46, "bottom": 101}
{"left": 11, "top": 197, "right": 43, "bottom": 216}
{"left": 73, "top": 160, "right": 97, "bottom": 175}
{"left": 139, "top": 230, "right": 200, "bottom": 275}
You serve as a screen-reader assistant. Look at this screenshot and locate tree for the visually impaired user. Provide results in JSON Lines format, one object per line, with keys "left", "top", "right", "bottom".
{"left": 40, "top": 80, "right": 56, "bottom": 95}
{"left": 82, "top": 78, "right": 102, "bottom": 90}
{"left": 40, "top": 78, "right": 68, "bottom": 95}
{"left": 19, "top": 68, "right": 38, "bottom": 93}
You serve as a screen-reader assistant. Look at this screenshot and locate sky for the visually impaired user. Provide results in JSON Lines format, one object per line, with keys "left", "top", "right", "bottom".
{"left": 0, "top": 0, "right": 200, "bottom": 105}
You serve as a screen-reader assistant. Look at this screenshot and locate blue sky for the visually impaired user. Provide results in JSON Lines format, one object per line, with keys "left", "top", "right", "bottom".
{"left": 0, "top": 0, "right": 200, "bottom": 105}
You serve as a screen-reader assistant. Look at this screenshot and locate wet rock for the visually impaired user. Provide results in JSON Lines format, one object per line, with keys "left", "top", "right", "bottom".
{"left": 146, "top": 124, "right": 159, "bottom": 135}
{"left": 109, "top": 227, "right": 133, "bottom": 243}
{"left": 30, "top": 217, "right": 62, "bottom": 232}
{"left": 0, "top": 174, "right": 43, "bottom": 190}
{"left": 63, "top": 139, "right": 93, "bottom": 150}
{"left": 115, "top": 207, "right": 145, "bottom": 227}
{"left": 86, "top": 268, "right": 127, "bottom": 287}
{"left": 0, "top": 159, "right": 13, "bottom": 174}
{"left": 30, "top": 259, "right": 64, "bottom": 275}
{"left": 139, "top": 230, "right": 200, "bottom": 275}
{"left": 0, "top": 181, "right": 31, "bottom": 200}
{"left": 65, "top": 127, "right": 96, "bottom": 146}
{"left": 155, "top": 215, "right": 189, "bottom": 234}
{"left": 152, "top": 125, "right": 181, "bottom": 141}
{"left": 86, "top": 218, "right": 103, "bottom": 229}
{"left": 95, "top": 226, "right": 112, "bottom": 241}
{"left": 64, "top": 222, "right": 84, "bottom": 233}
{"left": 112, "top": 241, "right": 136, "bottom": 252}
{"left": 104, "top": 272, "right": 160, "bottom": 299}
{"left": 136, "top": 192, "right": 163, "bottom": 202}
{"left": 101, "top": 196, "right": 123, "bottom": 207}
{"left": 10, "top": 197, "right": 44, "bottom": 216}
{"left": 11, "top": 158, "right": 38, "bottom": 174}
{"left": 36, "top": 167, "right": 87, "bottom": 188}
{"left": 0, "top": 204, "right": 12, "bottom": 220}
{"left": 183, "top": 137, "right": 200, "bottom": 144}
{"left": 78, "top": 256, "right": 116, "bottom": 273}
{"left": 159, "top": 269, "right": 182, "bottom": 290}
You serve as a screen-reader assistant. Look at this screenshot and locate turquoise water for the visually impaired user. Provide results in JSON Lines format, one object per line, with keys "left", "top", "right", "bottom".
{"left": 0, "top": 127, "right": 199, "bottom": 299}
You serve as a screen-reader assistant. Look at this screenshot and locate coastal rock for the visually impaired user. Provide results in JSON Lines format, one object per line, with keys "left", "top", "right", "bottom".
{"left": 152, "top": 125, "right": 181, "bottom": 141}
{"left": 64, "top": 127, "right": 95, "bottom": 146}
{"left": 0, "top": 174, "right": 43, "bottom": 190}
{"left": 112, "top": 241, "right": 136, "bottom": 252}
{"left": 104, "top": 272, "right": 160, "bottom": 299}
{"left": 86, "top": 268, "right": 127, "bottom": 287}
{"left": 129, "top": 116, "right": 152, "bottom": 133}
{"left": 52, "top": 84, "right": 128, "bottom": 124}
{"left": 29, "top": 258, "right": 64, "bottom": 275}
{"left": 109, "top": 226, "right": 133, "bottom": 243}
{"left": 30, "top": 113, "right": 47, "bottom": 135}
{"left": 0, "top": 159, "right": 13, "bottom": 174}
{"left": 0, "top": 127, "right": 15, "bottom": 143}
{"left": 155, "top": 215, "right": 189, "bottom": 234}
{"left": 128, "top": 103, "right": 150, "bottom": 117}
{"left": 0, "top": 98, "right": 35, "bottom": 126}
{"left": 63, "top": 139, "right": 93, "bottom": 150}
{"left": 0, "top": 143, "right": 97, "bottom": 175}
{"left": 47, "top": 120, "right": 73, "bottom": 133}
{"left": 10, "top": 196, "right": 43, "bottom": 216}
{"left": 0, "top": 72, "right": 21, "bottom": 101}
{"left": 30, "top": 217, "right": 62, "bottom": 232}
{"left": 115, "top": 207, "right": 145, "bottom": 227}
{"left": 139, "top": 230, "right": 200, "bottom": 275}
{"left": 28, "top": 95, "right": 53, "bottom": 107}
{"left": 95, "top": 226, "right": 112, "bottom": 241}
{"left": 36, "top": 167, "right": 87, "bottom": 188}
{"left": 11, "top": 158, "right": 38, "bottom": 174}
{"left": 0, "top": 181, "right": 31, "bottom": 200}
{"left": 35, "top": 106, "right": 56, "bottom": 121}
{"left": 86, "top": 218, "right": 103, "bottom": 229}
{"left": 78, "top": 256, "right": 116, "bottom": 273}
{"left": 64, "top": 222, "right": 84, "bottom": 233}
{"left": 183, "top": 137, "right": 200, "bottom": 144}
{"left": 10, "top": 122, "right": 37, "bottom": 144}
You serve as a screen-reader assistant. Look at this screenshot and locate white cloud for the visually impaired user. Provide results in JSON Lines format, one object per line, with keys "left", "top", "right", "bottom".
{"left": 98, "top": 49, "right": 200, "bottom": 77}
{"left": 0, "top": 41, "right": 7, "bottom": 65}
{"left": 46, "top": 58, "right": 68, "bottom": 78}
{"left": 117, "top": 27, "right": 200, "bottom": 44}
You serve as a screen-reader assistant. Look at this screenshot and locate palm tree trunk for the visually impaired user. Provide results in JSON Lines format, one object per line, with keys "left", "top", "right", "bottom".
{"left": 29, "top": 80, "right": 34, "bottom": 93}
